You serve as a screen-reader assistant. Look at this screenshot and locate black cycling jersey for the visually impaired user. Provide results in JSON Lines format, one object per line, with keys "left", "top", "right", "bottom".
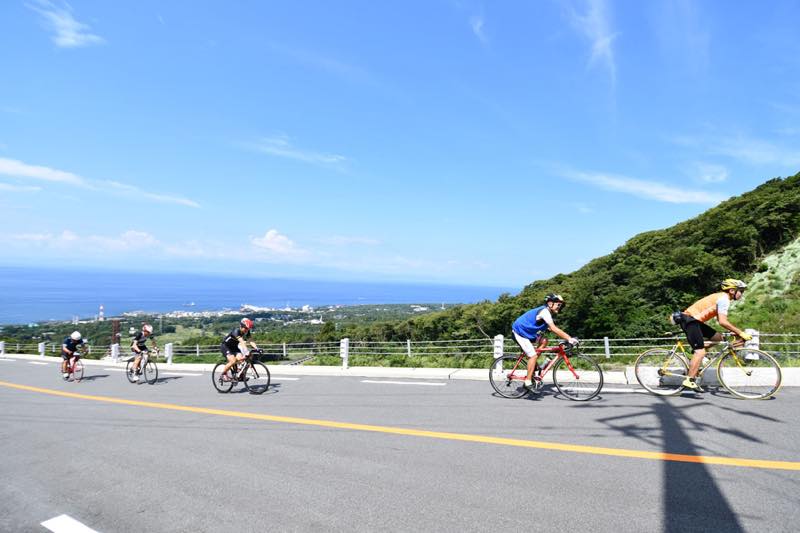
{"left": 61, "top": 337, "right": 85, "bottom": 355}
{"left": 223, "top": 327, "right": 251, "bottom": 351}
{"left": 132, "top": 332, "right": 153, "bottom": 351}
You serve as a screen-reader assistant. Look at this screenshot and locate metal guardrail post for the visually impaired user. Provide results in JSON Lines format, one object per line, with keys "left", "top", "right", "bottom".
{"left": 111, "top": 344, "right": 120, "bottom": 362}
{"left": 196, "top": 344, "right": 200, "bottom": 357}
{"left": 165, "top": 343, "right": 173, "bottom": 365}
{"left": 0, "top": 341, "right": 4, "bottom": 356}
{"left": 745, "top": 329, "right": 759, "bottom": 350}
{"left": 340, "top": 338, "right": 350, "bottom": 369}
{"left": 407, "top": 339, "right": 411, "bottom": 358}
{"left": 604, "top": 337, "right": 611, "bottom": 359}
{"left": 283, "top": 342, "right": 287, "bottom": 360}
{"left": 493, "top": 334, "right": 504, "bottom": 359}
{"left": 38, "top": 342, "right": 46, "bottom": 357}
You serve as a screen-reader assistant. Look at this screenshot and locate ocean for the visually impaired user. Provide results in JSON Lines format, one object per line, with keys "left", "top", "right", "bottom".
{"left": 0, "top": 266, "right": 514, "bottom": 324}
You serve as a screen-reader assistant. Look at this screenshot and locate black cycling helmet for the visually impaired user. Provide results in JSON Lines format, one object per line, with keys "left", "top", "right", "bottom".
{"left": 544, "top": 293, "right": 565, "bottom": 309}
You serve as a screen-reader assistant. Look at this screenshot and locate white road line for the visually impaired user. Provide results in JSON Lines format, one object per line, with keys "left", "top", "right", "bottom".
{"left": 361, "top": 380, "right": 446, "bottom": 386}
{"left": 103, "top": 368, "right": 128, "bottom": 372}
{"left": 161, "top": 372, "right": 202, "bottom": 376}
{"left": 271, "top": 376, "right": 300, "bottom": 380}
{"left": 29, "top": 361, "right": 48, "bottom": 365}
{"left": 559, "top": 386, "right": 646, "bottom": 394}
{"left": 41, "top": 514, "right": 100, "bottom": 533}
{"left": 0, "top": 358, "right": 16, "bottom": 362}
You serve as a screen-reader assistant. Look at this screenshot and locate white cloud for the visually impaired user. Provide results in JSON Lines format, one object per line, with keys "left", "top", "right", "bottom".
{"left": 470, "top": 16, "right": 487, "bottom": 44}
{"left": 0, "top": 182, "right": 41, "bottom": 193}
{"left": 0, "top": 157, "right": 200, "bottom": 208}
{"left": 671, "top": 133, "right": 800, "bottom": 168}
{"left": 691, "top": 162, "right": 728, "bottom": 183}
{"left": 0, "top": 157, "right": 87, "bottom": 186}
{"left": 566, "top": 0, "right": 618, "bottom": 83}
{"left": 27, "top": 0, "right": 105, "bottom": 48}
{"left": 560, "top": 169, "right": 725, "bottom": 204}
{"left": 251, "top": 229, "right": 309, "bottom": 257}
{"left": 88, "top": 230, "right": 159, "bottom": 251}
{"left": 99, "top": 180, "right": 201, "bottom": 208}
{"left": 248, "top": 135, "right": 347, "bottom": 167}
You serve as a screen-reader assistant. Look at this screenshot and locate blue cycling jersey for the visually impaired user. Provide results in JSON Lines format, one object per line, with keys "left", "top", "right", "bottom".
{"left": 512, "top": 305, "right": 551, "bottom": 339}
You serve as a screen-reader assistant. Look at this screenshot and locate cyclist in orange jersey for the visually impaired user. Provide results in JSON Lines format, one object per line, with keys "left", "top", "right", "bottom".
{"left": 672, "top": 278, "right": 751, "bottom": 392}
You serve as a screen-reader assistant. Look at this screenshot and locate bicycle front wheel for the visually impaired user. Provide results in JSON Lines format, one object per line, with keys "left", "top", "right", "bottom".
{"left": 71, "top": 359, "right": 84, "bottom": 382}
{"left": 144, "top": 361, "right": 158, "bottom": 385}
{"left": 634, "top": 349, "right": 688, "bottom": 396}
{"left": 212, "top": 363, "right": 234, "bottom": 393}
{"left": 489, "top": 355, "right": 529, "bottom": 399}
{"left": 553, "top": 354, "right": 603, "bottom": 401}
{"left": 717, "top": 348, "right": 782, "bottom": 399}
{"left": 243, "top": 362, "right": 271, "bottom": 394}
{"left": 125, "top": 360, "right": 137, "bottom": 383}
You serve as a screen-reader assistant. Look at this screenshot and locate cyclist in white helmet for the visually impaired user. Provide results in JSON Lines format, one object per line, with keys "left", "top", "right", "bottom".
{"left": 61, "top": 331, "right": 86, "bottom": 379}
{"left": 129, "top": 324, "right": 158, "bottom": 383}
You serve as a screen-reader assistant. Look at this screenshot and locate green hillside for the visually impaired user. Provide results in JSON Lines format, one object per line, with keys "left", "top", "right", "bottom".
{"left": 339, "top": 172, "right": 800, "bottom": 341}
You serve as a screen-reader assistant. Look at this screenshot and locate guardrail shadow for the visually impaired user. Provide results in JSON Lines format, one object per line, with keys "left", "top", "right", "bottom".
{"left": 77, "top": 374, "right": 109, "bottom": 382}
{"left": 580, "top": 396, "right": 780, "bottom": 532}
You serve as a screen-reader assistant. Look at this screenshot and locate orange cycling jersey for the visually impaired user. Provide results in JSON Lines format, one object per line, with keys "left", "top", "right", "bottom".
{"left": 684, "top": 292, "right": 730, "bottom": 323}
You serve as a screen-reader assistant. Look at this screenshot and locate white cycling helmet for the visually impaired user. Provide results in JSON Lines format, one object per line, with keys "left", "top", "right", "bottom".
{"left": 70, "top": 331, "right": 82, "bottom": 341}
{"left": 143, "top": 324, "right": 154, "bottom": 334}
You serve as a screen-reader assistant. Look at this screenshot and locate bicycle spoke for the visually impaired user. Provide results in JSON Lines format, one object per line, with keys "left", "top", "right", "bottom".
{"left": 489, "top": 355, "right": 529, "bottom": 399}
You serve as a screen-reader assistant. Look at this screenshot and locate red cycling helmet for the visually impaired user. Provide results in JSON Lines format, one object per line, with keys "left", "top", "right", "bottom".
{"left": 240, "top": 318, "right": 254, "bottom": 330}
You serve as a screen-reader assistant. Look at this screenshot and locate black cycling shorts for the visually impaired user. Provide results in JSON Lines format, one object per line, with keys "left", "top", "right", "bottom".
{"left": 61, "top": 351, "right": 78, "bottom": 360}
{"left": 220, "top": 342, "right": 241, "bottom": 358}
{"left": 680, "top": 316, "right": 718, "bottom": 351}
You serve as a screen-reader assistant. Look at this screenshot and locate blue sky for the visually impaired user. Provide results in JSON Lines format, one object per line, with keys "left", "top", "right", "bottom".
{"left": 1, "top": 0, "right": 799, "bottom": 289}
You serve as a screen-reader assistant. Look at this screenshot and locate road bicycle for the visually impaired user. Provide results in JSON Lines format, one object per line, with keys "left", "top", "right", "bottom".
{"left": 489, "top": 340, "right": 604, "bottom": 401}
{"left": 126, "top": 349, "right": 159, "bottom": 385}
{"left": 634, "top": 336, "right": 782, "bottom": 399}
{"left": 212, "top": 349, "right": 271, "bottom": 394}
{"left": 62, "top": 351, "right": 85, "bottom": 382}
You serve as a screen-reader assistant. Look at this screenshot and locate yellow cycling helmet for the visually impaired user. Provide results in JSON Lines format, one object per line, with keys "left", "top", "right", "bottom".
{"left": 720, "top": 278, "right": 747, "bottom": 291}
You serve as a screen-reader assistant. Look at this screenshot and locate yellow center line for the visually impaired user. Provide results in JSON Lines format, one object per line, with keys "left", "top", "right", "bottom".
{"left": 2, "top": 380, "right": 799, "bottom": 471}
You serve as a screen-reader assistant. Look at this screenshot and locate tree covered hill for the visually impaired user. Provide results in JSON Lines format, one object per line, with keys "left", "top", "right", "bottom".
{"left": 341, "top": 171, "right": 800, "bottom": 341}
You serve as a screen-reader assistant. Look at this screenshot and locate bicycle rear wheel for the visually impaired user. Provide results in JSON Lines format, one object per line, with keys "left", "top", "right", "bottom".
{"left": 243, "top": 362, "right": 271, "bottom": 394}
{"left": 144, "top": 361, "right": 158, "bottom": 385}
{"left": 634, "top": 349, "right": 688, "bottom": 396}
{"left": 212, "top": 363, "right": 234, "bottom": 393}
{"left": 552, "top": 354, "right": 603, "bottom": 401}
{"left": 717, "top": 348, "right": 782, "bottom": 399}
{"left": 489, "top": 355, "right": 529, "bottom": 399}
{"left": 71, "top": 359, "right": 84, "bottom": 382}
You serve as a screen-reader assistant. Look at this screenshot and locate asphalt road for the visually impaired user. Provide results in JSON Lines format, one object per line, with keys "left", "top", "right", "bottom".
{"left": 1, "top": 358, "right": 799, "bottom": 532}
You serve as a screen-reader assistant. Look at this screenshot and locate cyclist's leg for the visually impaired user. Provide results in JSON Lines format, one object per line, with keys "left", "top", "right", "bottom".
{"left": 61, "top": 352, "right": 70, "bottom": 377}
{"left": 513, "top": 332, "right": 539, "bottom": 385}
{"left": 687, "top": 324, "right": 720, "bottom": 377}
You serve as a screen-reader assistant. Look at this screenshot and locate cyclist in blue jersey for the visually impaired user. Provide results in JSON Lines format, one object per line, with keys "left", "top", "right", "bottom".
{"left": 512, "top": 293, "right": 579, "bottom": 388}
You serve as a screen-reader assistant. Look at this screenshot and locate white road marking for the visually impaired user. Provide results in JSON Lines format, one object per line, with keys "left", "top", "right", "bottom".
{"left": 559, "top": 386, "right": 646, "bottom": 394}
{"left": 271, "top": 376, "right": 300, "bottom": 380}
{"left": 161, "top": 372, "right": 202, "bottom": 376}
{"left": 29, "top": 361, "right": 48, "bottom": 365}
{"left": 103, "top": 368, "right": 128, "bottom": 372}
{"left": 41, "top": 514, "right": 100, "bottom": 533}
{"left": 361, "top": 380, "right": 446, "bottom": 386}
{"left": 0, "top": 358, "right": 16, "bottom": 362}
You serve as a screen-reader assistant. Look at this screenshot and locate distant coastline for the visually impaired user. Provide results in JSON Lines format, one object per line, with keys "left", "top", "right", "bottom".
{"left": 0, "top": 266, "right": 514, "bottom": 325}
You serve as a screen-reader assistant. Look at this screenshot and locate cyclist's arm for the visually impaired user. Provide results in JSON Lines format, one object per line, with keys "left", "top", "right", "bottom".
{"left": 249, "top": 341, "right": 259, "bottom": 350}
{"left": 62, "top": 344, "right": 73, "bottom": 356}
{"left": 549, "top": 324, "right": 573, "bottom": 342}
{"left": 718, "top": 313, "right": 746, "bottom": 338}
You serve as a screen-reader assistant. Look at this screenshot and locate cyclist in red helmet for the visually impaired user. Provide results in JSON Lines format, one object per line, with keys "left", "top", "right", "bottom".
{"left": 219, "top": 318, "right": 259, "bottom": 380}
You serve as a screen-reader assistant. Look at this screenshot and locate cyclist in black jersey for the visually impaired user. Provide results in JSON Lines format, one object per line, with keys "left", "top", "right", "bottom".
{"left": 61, "top": 331, "right": 86, "bottom": 379}
{"left": 130, "top": 324, "right": 157, "bottom": 382}
{"left": 219, "top": 318, "right": 259, "bottom": 380}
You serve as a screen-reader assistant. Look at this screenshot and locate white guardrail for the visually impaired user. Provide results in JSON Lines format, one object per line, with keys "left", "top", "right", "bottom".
{"left": 2, "top": 332, "right": 799, "bottom": 368}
